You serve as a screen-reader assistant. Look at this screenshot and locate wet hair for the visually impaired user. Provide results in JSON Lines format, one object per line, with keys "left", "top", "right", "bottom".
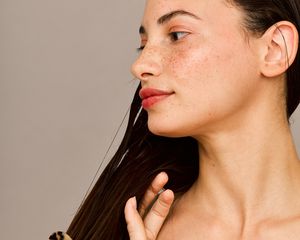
{"left": 67, "top": 1, "right": 300, "bottom": 239}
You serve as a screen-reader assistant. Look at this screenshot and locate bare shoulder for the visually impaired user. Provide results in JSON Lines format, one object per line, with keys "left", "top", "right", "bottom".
{"left": 157, "top": 216, "right": 233, "bottom": 240}
{"left": 158, "top": 214, "right": 300, "bottom": 240}
{"left": 157, "top": 194, "right": 300, "bottom": 240}
{"left": 156, "top": 198, "right": 234, "bottom": 240}
{"left": 257, "top": 215, "right": 300, "bottom": 240}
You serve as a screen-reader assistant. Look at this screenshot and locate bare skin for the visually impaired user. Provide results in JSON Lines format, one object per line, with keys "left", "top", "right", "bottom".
{"left": 125, "top": 0, "right": 300, "bottom": 239}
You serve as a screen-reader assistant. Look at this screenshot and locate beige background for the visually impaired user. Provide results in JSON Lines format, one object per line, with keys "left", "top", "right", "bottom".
{"left": 0, "top": 1, "right": 299, "bottom": 239}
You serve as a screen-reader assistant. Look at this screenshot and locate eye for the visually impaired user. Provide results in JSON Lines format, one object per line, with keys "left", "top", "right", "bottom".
{"left": 137, "top": 39, "right": 147, "bottom": 52}
{"left": 169, "top": 31, "right": 189, "bottom": 42}
{"left": 136, "top": 31, "right": 189, "bottom": 52}
{"left": 136, "top": 45, "right": 145, "bottom": 52}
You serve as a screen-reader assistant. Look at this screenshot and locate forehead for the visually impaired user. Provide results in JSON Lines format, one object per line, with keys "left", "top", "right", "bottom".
{"left": 143, "top": 0, "right": 229, "bottom": 20}
{"left": 143, "top": 0, "right": 197, "bottom": 22}
{"left": 141, "top": 0, "right": 243, "bottom": 33}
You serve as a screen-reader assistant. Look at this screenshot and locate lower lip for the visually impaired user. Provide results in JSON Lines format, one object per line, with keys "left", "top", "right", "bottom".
{"left": 142, "top": 94, "right": 173, "bottom": 108}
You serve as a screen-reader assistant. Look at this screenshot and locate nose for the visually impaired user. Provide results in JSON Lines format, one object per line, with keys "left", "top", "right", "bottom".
{"left": 131, "top": 45, "right": 162, "bottom": 81}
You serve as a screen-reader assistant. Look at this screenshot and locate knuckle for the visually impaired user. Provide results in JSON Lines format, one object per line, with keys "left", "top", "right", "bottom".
{"left": 145, "top": 228, "right": 156, "bottom": 240}
{"left": 157, "top": 197, "right": 170, "bottom": 210}
{"left": 152, "top": 205, "right": 167, "bottom": 218}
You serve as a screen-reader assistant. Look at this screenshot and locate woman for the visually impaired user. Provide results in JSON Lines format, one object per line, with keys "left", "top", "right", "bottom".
{"left": 50, "top": 0, "right": 300, "bottom": 239}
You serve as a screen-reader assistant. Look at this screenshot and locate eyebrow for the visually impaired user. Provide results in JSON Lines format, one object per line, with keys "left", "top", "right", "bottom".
{"left": 139, "top": 10, "right": 201, "bottom": 34}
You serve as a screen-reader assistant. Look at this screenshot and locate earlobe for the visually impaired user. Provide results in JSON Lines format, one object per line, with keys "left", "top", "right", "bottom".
{"left": 260, "top": 21, "right": 299, "bottom": 78}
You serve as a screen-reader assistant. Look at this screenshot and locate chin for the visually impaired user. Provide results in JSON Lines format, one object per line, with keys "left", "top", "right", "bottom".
{"left": 147, "top": 121, "right": 188, "bottom": 138}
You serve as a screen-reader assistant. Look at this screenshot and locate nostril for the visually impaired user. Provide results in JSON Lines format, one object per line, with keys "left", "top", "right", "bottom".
{"left": 141, "top": 72, "right": 154, "bottom": 79}
{"left": 131, "top": 62, "right": 155, "bottom": 80}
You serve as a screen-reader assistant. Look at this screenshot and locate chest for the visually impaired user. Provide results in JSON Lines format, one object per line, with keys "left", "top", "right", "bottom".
{"left": 156, "top": 218, "right": 300, "bottom": 240}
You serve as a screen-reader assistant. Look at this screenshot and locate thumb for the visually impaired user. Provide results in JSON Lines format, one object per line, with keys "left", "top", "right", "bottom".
{"left": 124, "top": 197, "right": 147, "bottom": 240}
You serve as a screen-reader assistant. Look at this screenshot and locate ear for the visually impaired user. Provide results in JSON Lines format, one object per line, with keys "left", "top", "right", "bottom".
{"left": 260, "top": 21, "right": 299, "bottom": 77}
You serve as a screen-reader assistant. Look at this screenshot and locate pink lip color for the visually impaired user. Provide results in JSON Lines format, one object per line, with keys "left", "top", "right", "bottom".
{"left": 139, "top": 88, "right": 174, "bottom": 108}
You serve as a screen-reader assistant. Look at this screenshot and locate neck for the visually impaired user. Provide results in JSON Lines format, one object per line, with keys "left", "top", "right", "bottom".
{"left": 189, "top": 108, "right": 300, "bottom": 226}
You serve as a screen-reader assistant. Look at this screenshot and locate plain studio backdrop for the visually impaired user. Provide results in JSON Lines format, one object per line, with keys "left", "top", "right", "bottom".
{"left": 0, "top": 1, "right": 299, "bottom": 239}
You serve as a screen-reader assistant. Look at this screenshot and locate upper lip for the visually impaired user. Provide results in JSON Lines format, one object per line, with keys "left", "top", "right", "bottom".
{"left": 139, "top": 88, "right": 174, "bottom": 100}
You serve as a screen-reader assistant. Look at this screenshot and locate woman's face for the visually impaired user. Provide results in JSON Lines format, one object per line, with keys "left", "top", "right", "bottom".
{"left": 132, "top": 0, "right": 262, "bottom": 138}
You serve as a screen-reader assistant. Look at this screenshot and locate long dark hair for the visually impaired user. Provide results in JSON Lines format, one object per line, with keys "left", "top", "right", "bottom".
{"left": 67, "top": 1, "right": 300, "bottom": 239}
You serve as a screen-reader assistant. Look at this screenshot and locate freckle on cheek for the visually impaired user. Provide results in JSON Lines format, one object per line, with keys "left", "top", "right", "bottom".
{"left": 169, "top": 51, "right": 187, "bottom": 69}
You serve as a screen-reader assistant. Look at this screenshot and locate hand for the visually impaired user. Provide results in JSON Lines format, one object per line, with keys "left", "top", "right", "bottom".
{"left": 124, "top": 172, "right": 174, "bottom": 240}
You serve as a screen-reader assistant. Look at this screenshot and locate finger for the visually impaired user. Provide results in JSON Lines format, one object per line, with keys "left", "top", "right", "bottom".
{"left": 144, "top": 189, "right": 174, "bottom": 240}
{"left": 124, "top": 197, "right": 146, "bottom": 240}
{"left": 139, "top": 172, "right": 169, "bottom": 217}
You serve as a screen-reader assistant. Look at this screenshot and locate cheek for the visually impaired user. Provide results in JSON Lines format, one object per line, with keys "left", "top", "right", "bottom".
{"left": 167, "top": 42, "right": 225, "bottom": 104}
{"left": 167, "top": 44, "right": 214, "bottom": 99}
{"left": 167, "top": 39, "right": 259, "bottom": 119}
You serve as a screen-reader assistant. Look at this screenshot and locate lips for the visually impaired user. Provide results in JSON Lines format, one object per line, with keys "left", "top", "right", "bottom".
{"left": 139, "top": 88, "right": 174, "bottom": 108}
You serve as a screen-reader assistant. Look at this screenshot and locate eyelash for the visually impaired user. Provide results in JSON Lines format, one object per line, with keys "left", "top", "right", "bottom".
{"left": 137, "top": 31, "right": 189, "bottom": 52}
{"left": 169, "top": 31, "right": 189, "bottom": 41}
{"left": 137, "top": 46, "right": 145, "bottom": 52}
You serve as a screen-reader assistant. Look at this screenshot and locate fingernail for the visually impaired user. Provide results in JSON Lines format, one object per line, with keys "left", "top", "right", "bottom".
{"left": 131, "top": 196, "right": 137, "bottom": 209}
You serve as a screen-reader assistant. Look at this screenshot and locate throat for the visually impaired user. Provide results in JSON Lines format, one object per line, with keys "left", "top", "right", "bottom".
{"left": 190, "top": 124, "right": 300, "bottom": 225}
